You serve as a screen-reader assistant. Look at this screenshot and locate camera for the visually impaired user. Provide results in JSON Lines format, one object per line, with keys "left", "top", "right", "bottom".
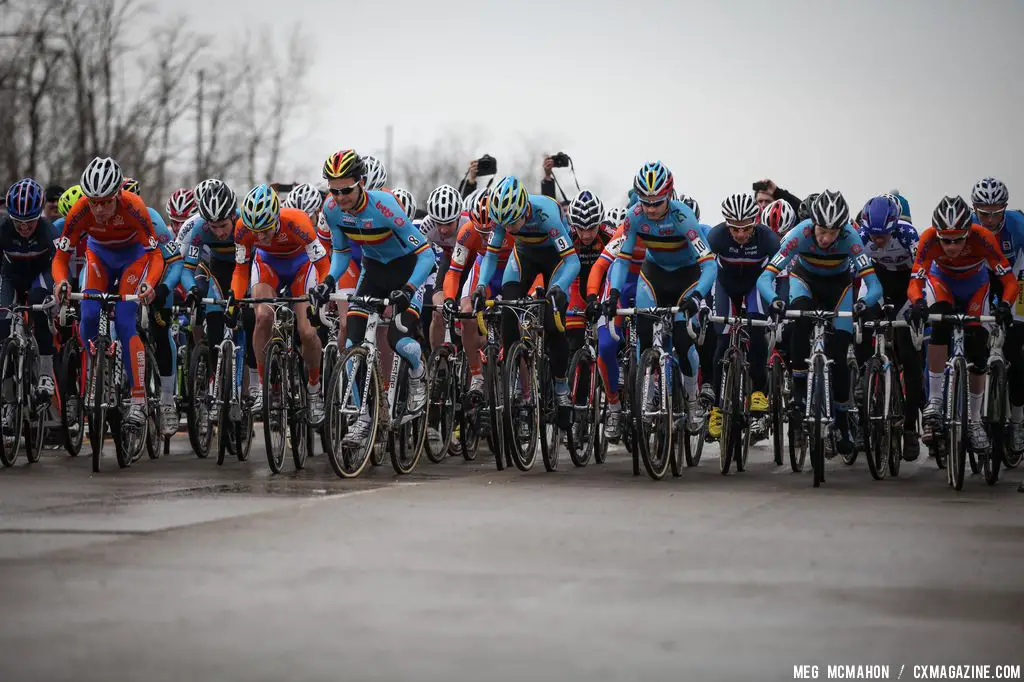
{"left": 752, "top": 181, "right": 771, "bottom": 193}
{"left": 476, "top": 154, "right": 497, "bottom": 176}
{"left": 551, "top": 152, "right": 571, "bottom": 168}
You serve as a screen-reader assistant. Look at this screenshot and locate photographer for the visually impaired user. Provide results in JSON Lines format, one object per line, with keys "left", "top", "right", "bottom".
{"left": 752, "top": 178, "right": 801, "bottom": 216}
{"left": 458, "top": 154, "right": 497, "bottom": 197}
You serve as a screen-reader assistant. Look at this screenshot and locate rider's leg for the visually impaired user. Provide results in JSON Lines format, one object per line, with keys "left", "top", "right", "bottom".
{"left": 430, "top": 287, "right": 445, "bottom": 355}
{"left": 27, "top": 279, "right": 55, "bottom": 384}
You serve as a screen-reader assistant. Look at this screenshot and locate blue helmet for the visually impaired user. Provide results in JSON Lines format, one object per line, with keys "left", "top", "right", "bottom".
{"left": 860, "top": 195, "right": 900, "bottom": 237}
{"left": 632, "top": 161, "right": 674, "bottom": 202}
{"left": 6, "top": 178, "right": 44, "bottom": 221}
{"left": 489, "top": 176, "right": 529, "bottom": 226}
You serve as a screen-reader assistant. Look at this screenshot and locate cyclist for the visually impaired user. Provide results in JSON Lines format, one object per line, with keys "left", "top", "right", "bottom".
{"left": 474, "top": 175, "right": 581, "bottom": 414}
{"left": 231, "top": 184, "right": 330, "bottom": 424}
{"left": 797, "top": 193, "right": 820, "bottom": 223}
{"left": 757, "top": 190, "right": 882, "bottom": 457}
{"left": 53, "top": 156, "right": 165, "bottom": 428}
{"left": 362, "top": 155, "right": 388, "bottom": 191}
{"left": 970, "top": 177, "right": 1024, "bottom": 451}
{"left": 566, "top": 190, "right": 614, "bottom": 353}
{"left": 762, "top": 198, "right": 797, "bottom": 237}
{"left": 680, "top": 195, "right": 701, "bottom": 222}
{"left": 605, "top": 161, "right": 717, "bottom": 428}
{"left": 166, "top": 188, "right": 198, "bottom": 237}
{"left": 422, "top": 184, "right": 465, "bottom": 352}
{"left": 910, "top": 195, "right": 1017, "bottom": 453}
{"left": 854, "top": 194, "right": 922, "bottom": 459}
{"left": 1, "top": 179, "right": 58, "bottom": 408}
{"left": 316, "top": 150, "right": 434, "bottom": 443}
{"left": 706, "top": 193, "right": 780, "bottom": 440}
{"left": 53, "top": 185, "right": 88, "bottom": 290}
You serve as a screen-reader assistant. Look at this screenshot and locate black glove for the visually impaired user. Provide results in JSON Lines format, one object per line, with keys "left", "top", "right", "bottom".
{"left": 682, "top": 291, "right": 702, "bottom": 317}
{"left": 585, "top": 294, "right": 601, "bottom": 323}
{"left": 185, "top": 286, "right": 201, "bottom": 309}
{"left": 770, "top": 298, "right": 787, "bottom": 320}
{"left": 602, "top": 289, "right": 621, "bottom": 320}
{"left": 389, "top": 285, "right": 415, "bottom": 313}
{"left": 442, "top": 298, "right": 458, "bottom": 318}
{"left": 547, "top": 286, "right": 567, "bottom": 315}
{"left": 153, "top": 283, "right": 169, "bottom": 303}
{"left": 853, "top": 300, "right": 872, "bottom": 321}
{"left": 312, "top": 274, "right": 335, "bottom": 305}
{"left": 472, "top": 285, "right": 487, "bottom": 313}
{"left": 908, "top": 298, "right": 928, "bottom": 325}
{"left": 995, "top": 300, "right": 1013, "bottom": 327}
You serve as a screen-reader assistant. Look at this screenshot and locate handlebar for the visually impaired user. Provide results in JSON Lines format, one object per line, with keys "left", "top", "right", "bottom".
{"left": 325, "top": 292, "right": 408, "bottom": 334}
{"left": 69, "top": 292, "right": 140, "bottom": 303}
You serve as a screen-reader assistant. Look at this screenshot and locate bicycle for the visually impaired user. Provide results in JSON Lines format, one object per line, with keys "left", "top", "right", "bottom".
{"left": 566, "top": 313, "right": 607, "bottom": 467}
{"left": 841, "top": 344, "right": 862, "bottom": 466}
{"left": 922, "top": 313, "right": 1000, "bottom": 491}
{"left": 855, "top": 310, "right": 921, "bottom": 480}
{"left": 703, "top": 309, "right": 773, "bottom": 475}
{"left": 316, "top": 302, "right": 342, "bottom": 458}
{"left": 55, "top": 306, "right": 86, "bottom": 458}
{"left": 475, "top": 302, "right": 508, "bottom": 471}
{"left": 617, "top": 304, "right": 689, "bottom": 481}
{"left": 321, "top": 293, "right": 428, "bottom": 477}
{"left": 784, "top": 309, "right": 854, "bottom": 488}
{"left": 70, "top": 292, "right": 150, "bottom": 472}
{"left": 240, "top": 296, "right": 315, "bottom": 474}
{"left": 607, "top": 310, "right": 643, "bottom": 472}
{"left": 764, "top": 321, "right": 791, "bottom": 468}
{"left": 0, "top": 298, "right": 59, "bottom": 467}
{"left": 424, "top": 305, "right": 480, "bottom": 464}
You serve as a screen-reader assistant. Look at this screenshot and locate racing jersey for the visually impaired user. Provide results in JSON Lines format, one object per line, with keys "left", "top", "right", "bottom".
{"left": 608, "top": 200, "right": 716, "bottom": 297}
{"left": 909, "top": 224, "right": 1018, "bottom": 305}
{"left": 707, "top": 222, "right": 780, "bottom": 297}
{"left": 757, "top": 220, "right": 882, "bottom": 306}
{"left": 977, "top": 210, "right": 1024, "bottom": 315}
{"left": 322, "top": 189, "right": 433, "bottom": 289}
{"left": 443, "top": 220, "right": 515, "bottom": 300}
{"left": 230, "top": 207, "right": 329, "bottom": 299}
{"left": 147, "top": 206, "right": 183, "bottom": 291}
{"left": 477, "top": 194, "right": 580, "bottom": 293}
{"left": 53, "top": 191, "right": 164, "bottom": 288}
{"left": 573, "top": 224, "right": 615, "bottom": 290}
{"left": 0, "top": 217, "right": 57, "bottom": 284}
{"left": 856, "top": 219, "right": 917, "bottom": 303}
{"left": 587, "top": 223, "right": 647, "bottom": 297}
{"left": 180, "top": 212, "right": 240, "bottom": 291}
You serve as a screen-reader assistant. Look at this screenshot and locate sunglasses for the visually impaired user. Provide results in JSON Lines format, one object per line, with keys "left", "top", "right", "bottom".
{"left": 12, "top": 218, "right": 38, "bottom": 227}
{"left": 938, "top": 235, "right": 968, "bottom": 244}
{"left": 329, "top": 185, "right": 360, "bottom": 197}
{"left": 639, "top": 198, "right": 667, "bottom": 207}
{"left": 88, "top": 196, "right": 117, "bottom": 208}
{"left": 974, "top": 207, "right": 1005, "bottom": 218}
{"left": 727, "top": 222, "right": 755, "bottom": 233}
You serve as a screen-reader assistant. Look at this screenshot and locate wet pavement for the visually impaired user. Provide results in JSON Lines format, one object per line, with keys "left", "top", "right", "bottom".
{"left": 0, "top": 434, "right": 1021, "bottom": 681}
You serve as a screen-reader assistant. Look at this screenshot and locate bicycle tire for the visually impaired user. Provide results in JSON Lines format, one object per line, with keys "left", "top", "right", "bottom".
{"left": 58, "top": 339, "right": 85, "bottom": 457}
{"left": 842, "top": 358, "right": 861, "bottom": 466}
{"left": 89, "top": 343, "right": 108, "bottom": 472}
{"left": 216, "top": 346, "right": 233, "bottom": 466}
{"left": 485, "top": 345, "right": 505, "bottom": 471}
{"left": 113, "top": 350, "right": 142, "bottom": 469}
{"left": 504, "top": 341, "right": 539, "bottom": 472}
{"left": 390, "top": 352, "right": 428, "bottom": 475}
{"left": 983, "top": 358, "right": 1006, "bottom": 486}
{"left": 947, "top": 358, "right": 969, "bottom": 491}
{"left": 323, "top": 346, "right": 377, "bottom": 478}
{"left": 736, "top": 367, "right": 753, "bottom": 473}
{"left": 593, "top": 374, "right": 609, "bottom": 465}
{"left": 289, "top": 353, "right": 311, "bottom": 471}
{"left": 456, "top": 355, "right": 480, "bottom": 461}
{"left": 319, "top": 344, "right": 339, "bottom": 457}
{"left": 634, "top": 348, "right": 672, "bottom": 480}
{"left": 769, "top": 359, "right": 785, "bottom": 467}
{"left": 263, "top": 339, "right": 288, "bottom": 474}
{"left": 23, "top": 343, "right": 44, "bottom": 464}
{"left": 719, "top": 349, "right": 741, "bottom": 475}
{"left": 0, "top": 342, "right": 24, "bottom": 467}
{"left": 538, "top": 353, "right": 560, "bottom": 473}
{"left": 810, "top": 353, "right": 827, "bottom": 488}
{"left": 863, "top": 357, "right": 888, "bottom": 481}
{"left": 145, "top": 348, "right": 161, "bottom": 460}
{"left": 424, "top": 346, "right": 455, "bottom": 463}
{"left": 670, "top": 365, "right": 685, "bottom": 477}
{"left": 566, "top": 348, "right": 594, "bottom": 468}
{"left": 888, "top": 370, "right": 906, "bottom": 478}
{"left": 187, "top": 343, "right": 212, "bottom": 458}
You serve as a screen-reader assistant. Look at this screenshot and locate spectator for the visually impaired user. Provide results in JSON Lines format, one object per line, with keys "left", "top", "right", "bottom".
{"left": 459, "top": 156, "right": 559, "bottom": 201}
{"left": 753, "top": 178, "right": 801, "bottom": 216}
{"left": 458, "top": 158, "right": 481, "bottom": 197}
{"left": 43, "top": 184, "right": 64, "bottom": 221}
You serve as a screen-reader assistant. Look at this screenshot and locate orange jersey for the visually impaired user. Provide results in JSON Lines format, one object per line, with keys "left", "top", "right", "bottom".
{"left": 443, "top": 220, "right": 515, "bottom": 300}
{"left": 53, "top": 191, "right": 163, "bottom": 287}
{"left": 231, "top": 207, "right": 330, "bottom": 299}
{"left": 910, "top": 224, "right": 1018, "bottom": 304}
{"left": 587, "top": 224, "right": 646, "bottom": 297}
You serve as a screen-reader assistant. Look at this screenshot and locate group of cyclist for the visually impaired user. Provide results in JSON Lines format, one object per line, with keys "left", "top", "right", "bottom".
{"left": 2, "top": 148, "right": 1022, "bottom": 478}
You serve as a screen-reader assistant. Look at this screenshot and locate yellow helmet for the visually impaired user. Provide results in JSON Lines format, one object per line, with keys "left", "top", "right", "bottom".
{"left": 322, "top": 149, "right": 362, "bottom": 180}
{"left": 58, "top": 184, "right": 85, "bottom": 218}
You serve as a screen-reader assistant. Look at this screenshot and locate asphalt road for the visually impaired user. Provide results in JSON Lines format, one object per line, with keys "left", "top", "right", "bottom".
{"left": 0, "top": 433, "right": 1021, "bottom": 682}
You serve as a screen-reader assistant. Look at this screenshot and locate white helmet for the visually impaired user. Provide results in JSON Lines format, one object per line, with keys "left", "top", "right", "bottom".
{"left": 811, "top": 190, "right": 850, "bottom": 229}
{"left": 362, "top": 155, "right": 388, "bottom": 190}
{"left": 197, "top": 179, "right": 237, "bottom": 223}
{"left": 568, "top": 190, "right": 604, "bottom": 230}
{"left": 680, "top": 194, "right": 701, "bottom": 221}
{"left": 80, "top": 156, "right": 123, "bottom": 199}
{"left": 426, "top": 184, "right": 462, "bottom": 223}
{"left": 391, "top": 187, "right": 417, "bottom": 219}
{"left": 721, "top": 192, "right": 759, "bottom": 223}
{"left": 193, "top": 178, "right": 220, "bottom": 204}
{"left": 971, "top": 177, "right": 1009, "bottom": 207}
{"left": 605, "top": 206, "right": 628, "bottom": 225}
{"left": 282, "top": 183, "right": 323, "bottom": 220}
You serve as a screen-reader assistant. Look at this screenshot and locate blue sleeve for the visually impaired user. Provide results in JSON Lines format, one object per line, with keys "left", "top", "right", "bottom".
{"left": 387, "top": 210, "right": 434, "bottom": 290}
{"left": 549, "top": 212, "right": 579, "bottom": 292}
{"left": 689, "top": 227, "right": 717, "bottom": 297}
{"left": 609, "top": 221, "right": 639, "bottom": 293}
{"left": 477, "top": 225, "right": 507, "bottom": 289}
{"left": 149, "top": 209, "right": 182, "bottom": 290}
{"left": 327, "top": 217, "right": 352, "bottom": 284}
{"left": 758, "top": 227, "right": 806, "bottom": 303}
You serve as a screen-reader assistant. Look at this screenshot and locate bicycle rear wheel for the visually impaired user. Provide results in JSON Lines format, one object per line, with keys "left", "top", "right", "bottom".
{"left": 504, "top": 341, "right": 539, "bottom": 472}
{"left": 566, "top": 348, "right": 594, "bottom": 468}
{"left": 263, "top": 339, "right": 288, "bottom": 474}
{"left": 634, "top": 348, "right": 672, "bottom": 480}
{"left": 810, "top": 354, "right": 828, "bottom": 488}
{"left": 863, "top": 358, "right": 889, "bottom": 481}
{"left": 0, "top": 342, "right": 25, "bottom": 467}
{"left": 187, "top": 343, "right": 212, "bottom": 458}
{"left": 946, "top": 358, "right": 969, "bottom": 491}
{"left": 58, "top": 338, "right": 85, "bottom": 457}
{"left": 425, "top": 346, "right": 455, "bottom": 463}
{"left": 983, "top": 358, "right": 1006, "bottom": 486}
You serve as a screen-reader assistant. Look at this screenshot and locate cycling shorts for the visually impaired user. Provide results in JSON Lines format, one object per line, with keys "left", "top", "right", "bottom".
{"left": 251, "top": 250, "right": 317, "bottom": 297}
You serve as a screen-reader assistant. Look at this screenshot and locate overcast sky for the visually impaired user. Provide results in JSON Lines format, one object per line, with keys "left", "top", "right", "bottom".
{"left": 173, "top": 0, "right": 1024, "bottom": 224}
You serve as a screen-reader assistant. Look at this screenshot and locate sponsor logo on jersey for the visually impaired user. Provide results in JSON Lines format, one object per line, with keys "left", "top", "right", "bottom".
{"left": 375, "top": 201, "right": 393, "bottom": 219}
{"left": 395, "top": 217, "right": 405, "bottom": 227}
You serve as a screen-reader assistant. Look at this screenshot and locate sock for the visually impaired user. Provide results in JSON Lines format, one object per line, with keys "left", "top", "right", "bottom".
{"left": 39, "top": 354, "right": 53, "bottom": 378}
{"left": 1012, "top": 405, "right": 1024, "bottom": 422}
{"left": 306, "top": 380, "right": 320, "bottom": 393}
{"left": 249, "top": 367, "right": 261, "bottom": 388}
{"left": 683, "top": 373, "right": 697, "bottom": 401}
{"left": 160, "top": 375, "right": 174, "bottom": 405}
{"left": 969, "top": 392, "right": 983, "bottom": 422}
{"left": 409, "top": 362, "right": 424, "bottom": 380}
{"left": 928, "top": 371, "right": 943, "bottom": 403}
{"left": 555, "top": 378, "right": 568, "bottom": 395}
{"left": 608, "top": 400, "right": 621, "bottom": 411}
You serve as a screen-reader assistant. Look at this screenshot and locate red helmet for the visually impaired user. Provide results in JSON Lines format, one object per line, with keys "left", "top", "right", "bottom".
{"left": 760, "top": 199, "right": 796, "bottom": 236}
{"left": 167, "top": 188, "right": 198, "bottom": 222}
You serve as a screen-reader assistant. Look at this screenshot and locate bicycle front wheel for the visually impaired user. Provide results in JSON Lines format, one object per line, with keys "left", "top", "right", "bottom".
{"left": 719, "top": 349, "right": 742, "bottom": 476}
{"left": 263, "top": 339, "right": 288, "bottom": 474}
{"left": 946, "top": 358, "right": 969, "bottom": 491}
{"left": 768, "top": 359, "right": 785, "bottom": 467}
{"left": 390, "top": 353, "right": 428, "bottom": 475}
{"left": 863, "top": 358, "right": 889, "bottom": 481}
{"left": 319, "top": 343, "right": 340, "bottom": 457}
{"left": 538, "top": 353, "right": 561, "bottom": 473}
{"left": 288, "top": 353, "right": 312, "bottom": 471}
{"left": 23, "top": 344, "right": 45, "bottom": 464}
{"left": 809, "top": 354, "right": 828, "bottom": 488}
{"left": 58, "top": 338, "right": 85, "bottom": 457}
{"left": 0, "top": 341, "right": 25, "bottom": 467}
{"left": 324, "top": 346, "right": 378, "bottom": 478}
{"left": 566, "top": 348, "right": 594, "bottom": 468}
{"left": 187, "top": 343, "right": 213, "bottom": 458}
{"left": 145, "top": 348, "right": 162, "bottom": 460}
{"left": 634, "top": 348, "right": 672, "bottom": 480}
{"left": 983, "top": 358, "right": 1006, "bottom": 486}
{"left": 504, "top": 341, "right": 539, "bottom": 472}
{"left": 485, "top": 345, "right": 506, "bottom": 471}
{"left": 88, "top": 345, "right": 108, "bottom": 472}
{"left": 424, "top": 346, "right": 456, "bottom": 463}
